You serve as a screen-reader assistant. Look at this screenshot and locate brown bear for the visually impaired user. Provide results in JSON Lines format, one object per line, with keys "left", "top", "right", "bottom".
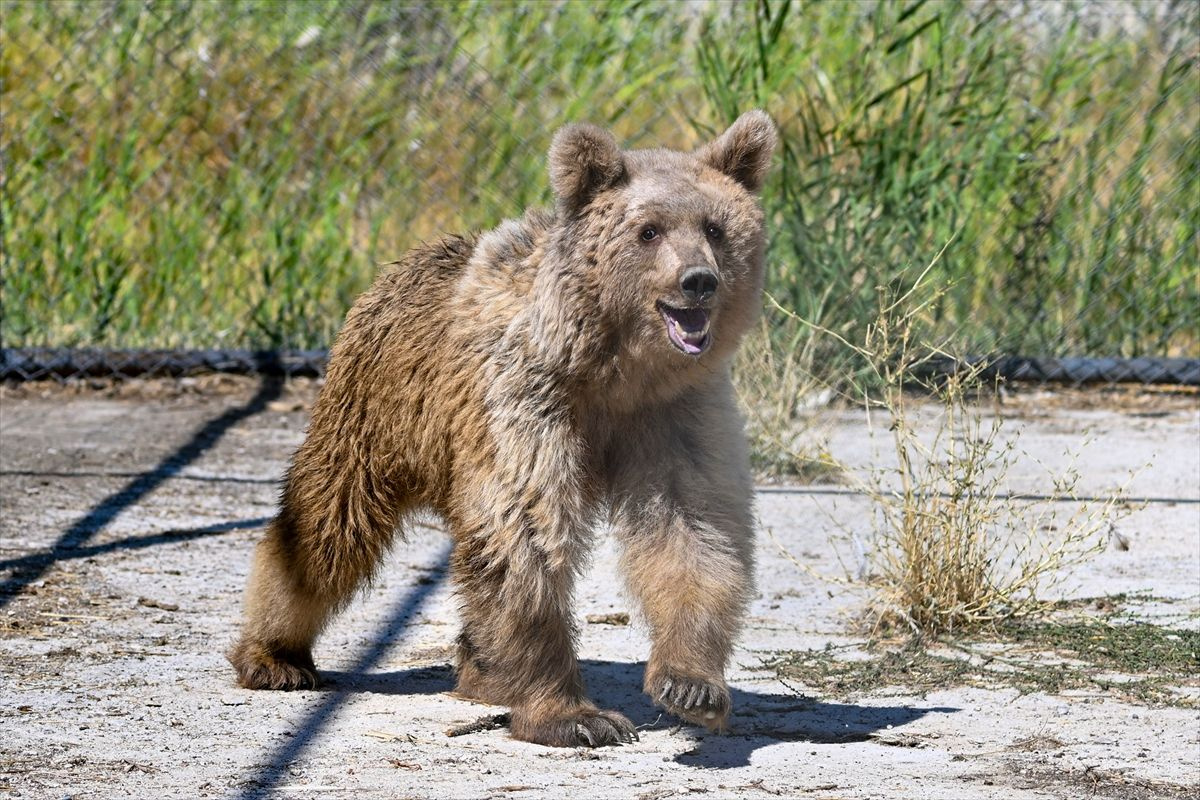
{"left": 229, "top": 111, "right": 776, "bottom": 748}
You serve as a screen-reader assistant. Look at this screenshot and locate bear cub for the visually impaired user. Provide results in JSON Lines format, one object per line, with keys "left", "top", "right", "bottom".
{"left": 230, "top": 111, "right": 777, "bottom": 747}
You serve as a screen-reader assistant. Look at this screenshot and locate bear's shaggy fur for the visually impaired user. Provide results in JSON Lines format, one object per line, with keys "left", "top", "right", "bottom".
{"left": 229, "top": 111, "right": 777, "bottom": 747}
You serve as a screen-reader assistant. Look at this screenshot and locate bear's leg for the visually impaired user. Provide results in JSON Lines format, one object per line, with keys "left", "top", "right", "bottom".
{"left": 450, "top": 530, "right": 637, "bottom": 747}
{"left": 230, "top": 482, "right": 406, "bottom": 690}
{"left": 616, "top": 509, "right": 752, "bottom": 732}
{"left": 608, "top": 387, "right": 755, "bottom": 732}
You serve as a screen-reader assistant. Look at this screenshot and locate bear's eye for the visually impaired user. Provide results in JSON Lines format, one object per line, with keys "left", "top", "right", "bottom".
{"left": 705, "top": 223, "right": 724, "bottom": 242}
{"left": 640, "top": 226, "right": 659, "bottom": 242}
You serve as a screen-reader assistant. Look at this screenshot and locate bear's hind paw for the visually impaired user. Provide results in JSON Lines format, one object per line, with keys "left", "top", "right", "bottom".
{"left": 228, "top": 639, "right": 319, "bottom": 691}
{"left": 512, "top": 706, "right": 638, "bottom": 748}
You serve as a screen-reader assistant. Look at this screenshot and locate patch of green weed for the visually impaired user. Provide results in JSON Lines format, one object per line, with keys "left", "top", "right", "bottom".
{"left": 766, "top": 610, "right": 1200, "bottom": 707}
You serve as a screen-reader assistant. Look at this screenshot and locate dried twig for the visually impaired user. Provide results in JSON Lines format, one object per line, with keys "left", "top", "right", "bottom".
{"left": 444, "top": 713, "right": 510, "bottom": 738}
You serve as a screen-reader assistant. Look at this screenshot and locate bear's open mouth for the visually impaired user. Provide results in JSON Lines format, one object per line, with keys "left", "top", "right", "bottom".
{"left": 657, "top": 301, "right": 711, "bottom": 355}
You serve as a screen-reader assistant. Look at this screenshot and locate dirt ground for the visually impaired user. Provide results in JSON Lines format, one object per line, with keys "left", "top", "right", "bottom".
{"left": 1, "top": 377, "right": 1197, "bottom": 800}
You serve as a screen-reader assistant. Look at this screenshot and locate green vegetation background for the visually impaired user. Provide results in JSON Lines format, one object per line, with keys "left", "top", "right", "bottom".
{"left": 3, "top": 0, "right": 1197, "bottom": 367}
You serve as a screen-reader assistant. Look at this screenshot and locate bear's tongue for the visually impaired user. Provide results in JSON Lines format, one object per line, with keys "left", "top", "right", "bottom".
{"left": 660, "top": 305, "right": 710, "bottom": 355}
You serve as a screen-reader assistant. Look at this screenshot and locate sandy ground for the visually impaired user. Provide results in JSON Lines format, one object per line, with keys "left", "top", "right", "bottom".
{"left": 0, "top": 378, "right": 1197, "bottom": 800}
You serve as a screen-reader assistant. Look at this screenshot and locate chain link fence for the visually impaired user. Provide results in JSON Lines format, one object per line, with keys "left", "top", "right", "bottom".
{"left": 2, "top": 0, "right": 1197, "bottom": 384}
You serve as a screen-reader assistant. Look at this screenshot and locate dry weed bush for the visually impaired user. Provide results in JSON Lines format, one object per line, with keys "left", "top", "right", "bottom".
{"left": 733, "top": 316, "right": 838, "bottom": 483}
{"left": 769, "top": 259, "right": 1127, "bottom": 637}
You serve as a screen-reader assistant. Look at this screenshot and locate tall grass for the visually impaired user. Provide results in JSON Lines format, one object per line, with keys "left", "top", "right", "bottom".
{"left": 697, "top": 0, "right": 1198, "bottom": 379}
{"left": 1, "top": 0, "right": 698, "bottom": 348}
{"left": 2, "top": 0, "right": 1197, "bottom": 368}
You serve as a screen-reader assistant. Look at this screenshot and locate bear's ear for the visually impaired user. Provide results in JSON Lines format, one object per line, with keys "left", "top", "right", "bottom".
{"left": 549, "top": 124, "right": 626, "bottom": 216}
{"left": 696, "top": 110, "right": 777, "bottom": 193}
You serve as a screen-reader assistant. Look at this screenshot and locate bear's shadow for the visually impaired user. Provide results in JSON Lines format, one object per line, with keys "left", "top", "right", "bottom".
{"left": 320, "top": 659, "right": 958, "bottom": 768}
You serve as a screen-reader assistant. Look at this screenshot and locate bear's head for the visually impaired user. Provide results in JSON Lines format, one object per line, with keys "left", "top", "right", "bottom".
{"left": 543, "top": 111, "right": 776, "bottom": 399}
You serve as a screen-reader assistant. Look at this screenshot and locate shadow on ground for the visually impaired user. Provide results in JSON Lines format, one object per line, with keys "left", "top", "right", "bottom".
{"left": 319, "top": 658, "right": 958, "bottom": 769}
{"left": 0, "top": 377, "right": 283, "bottom": 606}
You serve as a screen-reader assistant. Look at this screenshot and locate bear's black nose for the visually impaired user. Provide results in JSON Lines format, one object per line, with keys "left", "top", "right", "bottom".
{"left": 680, "top": 267, "right": 719, "bottom": 303}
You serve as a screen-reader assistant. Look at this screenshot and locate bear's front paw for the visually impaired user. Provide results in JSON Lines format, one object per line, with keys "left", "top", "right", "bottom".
{"left": 510, "top": 705, "right": 638, "bottom": 748}
{"left": 647, "top": 671, "right": 731, "bottom": 732}
{"left": 228, "top": 639, "right": 319, "bottom": 690}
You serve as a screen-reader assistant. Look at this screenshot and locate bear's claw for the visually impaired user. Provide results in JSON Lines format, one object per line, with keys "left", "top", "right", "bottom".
{"left": 649, "top": 672, "right": 731, "bottom": 730}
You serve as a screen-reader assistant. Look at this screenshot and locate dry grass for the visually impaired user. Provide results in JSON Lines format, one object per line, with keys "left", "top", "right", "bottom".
{"left": 732, "top": 315, "right": 840, "bottom": 483}
{"left": 860, "top": 377, "right": 1123, "bottom": 636}
{"left": 769, "top": 253, "right": 1129, "bottom": 636}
